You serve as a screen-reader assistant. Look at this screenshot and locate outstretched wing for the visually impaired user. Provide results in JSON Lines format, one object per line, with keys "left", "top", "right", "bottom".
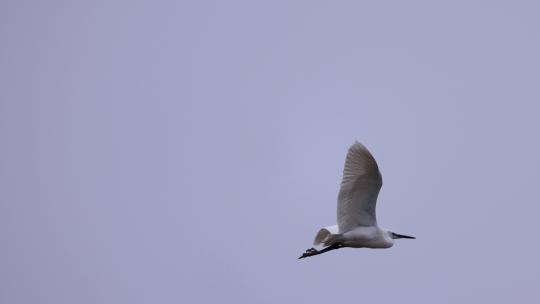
{"left": 337, "top": 142, "right": 382, "bottom": 233}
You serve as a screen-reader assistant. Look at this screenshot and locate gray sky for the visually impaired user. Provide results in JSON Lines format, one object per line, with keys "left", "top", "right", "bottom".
{"left": 2, "top": 1, "right": 540, "bottom": 303}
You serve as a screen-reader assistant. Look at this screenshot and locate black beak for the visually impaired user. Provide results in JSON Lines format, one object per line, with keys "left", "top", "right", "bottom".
{"left": 393, "top": 233, "right": 416, "bottom": 239}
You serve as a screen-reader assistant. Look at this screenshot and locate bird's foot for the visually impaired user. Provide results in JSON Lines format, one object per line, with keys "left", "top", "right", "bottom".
{"left": 298, "top": 247, "right": 320, "bottom": 259}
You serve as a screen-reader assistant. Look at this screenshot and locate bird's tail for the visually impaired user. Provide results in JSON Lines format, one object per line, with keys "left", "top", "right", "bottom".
{"left": 313, "top": 225, "right": 342, "bottom": 247}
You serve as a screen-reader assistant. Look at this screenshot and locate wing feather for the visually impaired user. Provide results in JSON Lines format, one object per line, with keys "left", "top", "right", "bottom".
{"left": 337, "top": 142, "right": 382, "bottom": 233}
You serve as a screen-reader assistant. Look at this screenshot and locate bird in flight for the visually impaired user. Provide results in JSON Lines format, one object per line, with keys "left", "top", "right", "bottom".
{"left": 299, "top": 141, "right": 415, "bottom": 259}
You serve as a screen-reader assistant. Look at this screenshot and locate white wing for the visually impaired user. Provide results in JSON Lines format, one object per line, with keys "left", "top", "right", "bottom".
{"left": 337, "top": 142, "right": 382, "bottom": 233}
{"left": 313, "top": 225, "right": 339, "bottom": 246}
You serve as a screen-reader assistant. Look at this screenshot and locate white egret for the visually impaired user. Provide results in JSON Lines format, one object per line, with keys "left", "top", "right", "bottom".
{"left": 299, "top": 142, "right": 415, "bottom": 259}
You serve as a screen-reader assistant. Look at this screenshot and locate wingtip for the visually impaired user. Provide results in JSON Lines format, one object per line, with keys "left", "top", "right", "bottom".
{"left": 350, "top": 141, "right": 367, "bottom": 151}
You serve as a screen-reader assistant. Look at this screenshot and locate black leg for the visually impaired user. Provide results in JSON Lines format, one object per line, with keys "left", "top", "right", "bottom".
{"left": 298, "top": 244, "right": 343, "bottom": 259}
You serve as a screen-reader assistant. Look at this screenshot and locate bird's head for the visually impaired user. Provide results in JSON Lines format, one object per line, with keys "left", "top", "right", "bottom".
{"left": 388, "top": 231, "right": 416, "bottom": 240}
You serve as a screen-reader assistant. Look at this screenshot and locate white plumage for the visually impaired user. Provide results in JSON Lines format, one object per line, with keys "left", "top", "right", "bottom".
{"left": 299, "top": 142, "right": 414, "bottom": 259}
{"left": 337, "top": 142, "right": 382, "bottom": 231}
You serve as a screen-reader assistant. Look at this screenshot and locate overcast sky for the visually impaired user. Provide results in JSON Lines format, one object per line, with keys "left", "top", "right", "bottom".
{"left": 2, "top": 1, "right": 540, "bottom": 303}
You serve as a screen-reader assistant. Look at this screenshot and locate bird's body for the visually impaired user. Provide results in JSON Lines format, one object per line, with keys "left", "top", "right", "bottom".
{"left": 299, "top": 142, "right": 414, "bottom": 259}
{"left": 340, "top": 226, "right": 395, "bottom": 248}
